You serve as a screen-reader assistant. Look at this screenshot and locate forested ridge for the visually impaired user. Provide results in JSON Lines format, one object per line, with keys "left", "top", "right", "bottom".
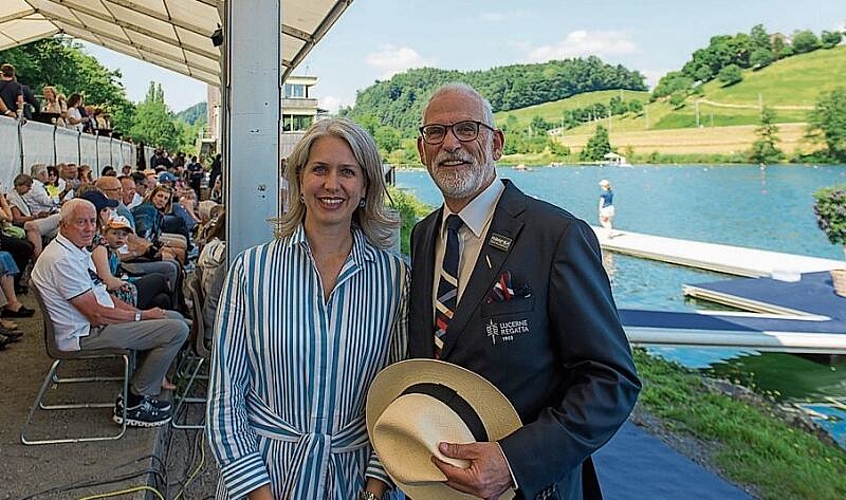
{"left": 341, "top": 56, "right": 646, "bottom": 136}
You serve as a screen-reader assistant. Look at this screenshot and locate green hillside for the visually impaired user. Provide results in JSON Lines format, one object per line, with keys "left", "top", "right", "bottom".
{"left": 703, "top": 45, "right": 846, "bottom": 107}
{"left": 175, "top": 101, "right": 207, "bottom": 126}
{"left": 494, "top": 89, "right": 650, "bottom": 129}
{"left": 563, "top": 45, "right": 846, "bottom": 135}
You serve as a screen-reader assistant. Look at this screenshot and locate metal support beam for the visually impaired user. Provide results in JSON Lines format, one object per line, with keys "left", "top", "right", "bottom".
{"left": 223, "top": 0, "right": 281, "bottom": 258}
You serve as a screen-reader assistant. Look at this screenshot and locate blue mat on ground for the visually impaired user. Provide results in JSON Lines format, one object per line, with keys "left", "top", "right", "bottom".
{"left": 691, "top": 271, "right": 846, "bottom": 320}
{"left": 594, "top": 421, "right": 752, "bottom": 499}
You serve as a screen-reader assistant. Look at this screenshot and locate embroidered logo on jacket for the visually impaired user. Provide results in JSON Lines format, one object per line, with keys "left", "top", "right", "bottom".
{"left": 486, "top": 318, "right": 530, "bottom": 345}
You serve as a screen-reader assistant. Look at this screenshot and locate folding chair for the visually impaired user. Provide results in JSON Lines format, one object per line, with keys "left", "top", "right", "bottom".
{"left": 172, "top": 277, "right": 210, "bottom": 429}
{"left": 20, "top": 286, "right": 131, "bottom": 445}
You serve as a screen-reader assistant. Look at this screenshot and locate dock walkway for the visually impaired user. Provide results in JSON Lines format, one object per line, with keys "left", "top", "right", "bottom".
{"left": 593, "top": 227, "right": 844, "bottom": 277}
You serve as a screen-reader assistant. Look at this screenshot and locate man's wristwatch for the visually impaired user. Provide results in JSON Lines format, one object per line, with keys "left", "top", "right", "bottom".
{"left": 358, "top": 492, "right": 380, "bottom": 500}
{"left": 134, "top": 311, "right": 141, "bottom": 322}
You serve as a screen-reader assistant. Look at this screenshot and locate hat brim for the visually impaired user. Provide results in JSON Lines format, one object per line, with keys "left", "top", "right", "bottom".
{"left": 366, "top": 359, "right": 522, "bottom": 500}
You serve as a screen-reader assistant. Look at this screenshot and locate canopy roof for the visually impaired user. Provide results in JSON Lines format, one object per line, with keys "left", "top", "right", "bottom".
{"left": 0, "top": 0, "right": 350, "bottom": 86}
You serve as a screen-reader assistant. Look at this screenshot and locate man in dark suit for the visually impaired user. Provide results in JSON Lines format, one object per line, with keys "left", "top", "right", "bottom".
{"left": 408, "top": 83, "right": 641, "bottom": 500}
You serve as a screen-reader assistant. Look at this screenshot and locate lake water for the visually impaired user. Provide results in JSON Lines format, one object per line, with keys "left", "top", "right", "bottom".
{"left": 396, "top": 164, "right": 846, "bottom": 446}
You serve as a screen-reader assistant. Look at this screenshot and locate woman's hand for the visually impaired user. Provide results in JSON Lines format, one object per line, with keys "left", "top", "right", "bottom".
{"left": 247, "top": 485, "right": 273, "bottom": 500}
{"left": 364, "top": 478, "right": 389, "bottom": 499}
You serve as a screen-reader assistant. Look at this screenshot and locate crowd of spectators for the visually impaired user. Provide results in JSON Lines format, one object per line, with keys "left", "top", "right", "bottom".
{"left": 1, "top": 155, "right": 225, "bottom": 428}
{"left": 1, "top": 62, "right": 115, "bottom": 136}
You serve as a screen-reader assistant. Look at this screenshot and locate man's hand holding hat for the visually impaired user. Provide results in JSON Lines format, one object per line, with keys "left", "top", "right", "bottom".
{"left": 433, "top": 441, "right": 514, "bottom": 500}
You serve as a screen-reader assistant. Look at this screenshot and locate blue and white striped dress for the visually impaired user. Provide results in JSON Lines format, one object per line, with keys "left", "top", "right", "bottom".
{"left": 207, "top": 225, "right": 408, "bottom": 499}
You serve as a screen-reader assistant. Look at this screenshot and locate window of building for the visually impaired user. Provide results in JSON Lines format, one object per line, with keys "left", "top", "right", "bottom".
{"left": 284, "top": 84, "right": 307, "bottom": 98}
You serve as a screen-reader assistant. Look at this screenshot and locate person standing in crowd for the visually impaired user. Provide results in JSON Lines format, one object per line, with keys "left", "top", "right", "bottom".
{"left": 65, "top": 94, "right": 87, "bottom": 132}
{"left": 407, "top": 83, "right": 640, "bottom": 500}
{"left": 208, "top": 153, "right": 222, "bottom": 197}
{"left": 186, "top": 155, "right": 204, "bottom": 199}
{"left": 207, "top": 117, "right": 408, "bottom": 500}
{"left": 598, "top": 179, "right": 617, "bottom": 237}
{"left": 41, "top": 86, "right": 67, "bottom": 126}
{"left": 0, "top": 64, "right": 23, "bottom": 118}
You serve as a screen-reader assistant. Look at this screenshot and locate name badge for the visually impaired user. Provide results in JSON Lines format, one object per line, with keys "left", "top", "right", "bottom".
{"left": 488, "top": 233, "right": 512, "bottom": 252}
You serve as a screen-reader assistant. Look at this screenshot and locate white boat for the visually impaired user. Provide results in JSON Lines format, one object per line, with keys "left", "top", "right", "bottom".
{"left": 513, "top": 163, "right": 531, "bottom": 171}
{"left": 602, "top": 152, "right": 633, "bottom": 168}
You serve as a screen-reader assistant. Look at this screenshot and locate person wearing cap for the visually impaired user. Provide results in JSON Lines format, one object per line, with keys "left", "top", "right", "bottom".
{"left": 206, "top": 118, "right": 408, "bottom": 500}
{"left": 92, "top": 214, "right": 172, "bottom": 312}
{"left": 598, "top": 179, "right": 617, "bottom": 237}
{"left": 31, "top": 198, "right": 188, "bottom": 427}
{"left": 408, "top": 83, "right": 640, "bottom": 500}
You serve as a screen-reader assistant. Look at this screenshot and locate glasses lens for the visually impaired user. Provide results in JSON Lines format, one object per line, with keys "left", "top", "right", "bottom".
{"left": 422, "top": 125, "right": 446, "bottom": 144}
{"left": 453, "top": 121, "right": 479, "bottom": 141}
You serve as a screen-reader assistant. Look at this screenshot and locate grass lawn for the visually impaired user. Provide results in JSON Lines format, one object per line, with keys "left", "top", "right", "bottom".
{"left": 702, "top": 46, "right": 846, "bottom": 107}
{"left": 635, "top": 349, "right": 846, "bottom": 500}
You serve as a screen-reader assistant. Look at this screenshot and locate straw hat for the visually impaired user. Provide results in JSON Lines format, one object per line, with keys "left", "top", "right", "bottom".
{"left": 599, "top": 179, "right": 611, "bottom": 188}
{"left": 366, "top": 359, "right": 522, "bottom": 500}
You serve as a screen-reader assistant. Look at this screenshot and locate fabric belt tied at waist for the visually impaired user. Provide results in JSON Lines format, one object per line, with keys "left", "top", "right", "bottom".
{"left": 246, "top": 391, "right": 371, "bottom": 498}
{"left": 246, "top": 391, "right": 370, "bottom": 453}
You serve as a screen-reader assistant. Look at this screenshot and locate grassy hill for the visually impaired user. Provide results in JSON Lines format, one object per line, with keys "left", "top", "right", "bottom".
{"left": 494, "top": 89, "right": 650, "bottom": 128}
{"left": 537, "top": 46, "right": 846, "bottom": 158}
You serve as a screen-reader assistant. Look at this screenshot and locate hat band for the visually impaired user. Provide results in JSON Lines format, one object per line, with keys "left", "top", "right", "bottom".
{"left": 401, "top": 383, "right": 488, "bottom": 442}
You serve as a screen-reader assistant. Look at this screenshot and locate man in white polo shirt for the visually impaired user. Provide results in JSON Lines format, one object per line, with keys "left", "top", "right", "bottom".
{"left": 31, "top": 199, "right": 189, "bottom": 427}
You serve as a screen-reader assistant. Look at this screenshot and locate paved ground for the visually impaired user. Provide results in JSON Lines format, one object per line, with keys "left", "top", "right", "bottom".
{"left": 2, "top": 292, "right": 755, "bottom": 500}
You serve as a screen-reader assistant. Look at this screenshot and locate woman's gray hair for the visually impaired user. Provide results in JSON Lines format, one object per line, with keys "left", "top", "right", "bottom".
{"left": 278, "top": 117, "right": 398, "bottom": 248}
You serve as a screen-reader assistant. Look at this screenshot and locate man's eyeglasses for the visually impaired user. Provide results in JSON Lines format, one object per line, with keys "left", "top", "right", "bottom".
{"left": 419, "top": 120, "right": 496, "bottom": 145}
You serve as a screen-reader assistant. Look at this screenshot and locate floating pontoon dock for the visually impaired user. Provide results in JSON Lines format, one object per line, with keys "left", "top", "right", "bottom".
{"left": 591, "top": 228, "right": 846, "bottom": 354}
{"left": 593, "top": 227, "right": 843, "bottom": 277}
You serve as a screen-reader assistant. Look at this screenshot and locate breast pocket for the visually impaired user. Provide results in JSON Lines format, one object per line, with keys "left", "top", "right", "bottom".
{"left": 480, "top": 297, "right": 536, "bottom": 347}
{"left": 481, "top": 296, "right": 535, "bottom": 318}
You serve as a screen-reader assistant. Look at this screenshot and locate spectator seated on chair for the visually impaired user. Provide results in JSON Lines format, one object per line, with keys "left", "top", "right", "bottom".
{"left": 132, "top": 185, "right": 187, "bottom": 263}
{"left": 0, "top": 251, "right": 30, "bottom": 345}
{"left": 92, "top": 215, "right": 172, "bottom": 310}
{"left": 197, "top": 209, "right": 226, "bottom": 336}
{"left": 6, "top": 173, "right": 60, "bottom": 259}
{"left": 31, "top": 199, "right": 188, "bottom": 427}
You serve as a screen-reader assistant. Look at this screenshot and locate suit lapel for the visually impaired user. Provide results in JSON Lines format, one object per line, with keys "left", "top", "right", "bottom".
{"left": 411, "top": 208, "right": 442, "bottom": 358}
{"left": 440, "top": 181, "right": 526, "bottom": 358}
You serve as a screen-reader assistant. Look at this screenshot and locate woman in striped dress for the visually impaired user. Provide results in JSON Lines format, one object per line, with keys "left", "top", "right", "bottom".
{"left": 207, "top": 118, "right": 408, "bottom": 500}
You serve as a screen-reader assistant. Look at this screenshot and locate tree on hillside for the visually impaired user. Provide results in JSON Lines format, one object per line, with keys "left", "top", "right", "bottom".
{"left": 820, "top": 30, "right": 843, "bottom": 49}
{"left": 580, "top": 124, "right": 612, "bottom": 162}
{"left": 0, "top": 37, "right": 135, "bottom": 131}
{"left": 807, "top": 87, "right": 846, "bottom": 162}
{"left": 129, "top": 82, "right": 180, "bottom": 152}
{"left": 750, "top": 48, "right": 775, "bottom": 69}
{"left": 749, "top": 107, "right": 783, "bottom": 164}
{"left": 717, "top": 64, "right": 743, "bottom": 86}
{"left": 749, "top": 24, "right": 772, "bottom": 52}
{"left": 652, "top": 71, "right": 693, "bottom": 100}
{"left": 628, "top": 100, "right": 644, "bottom": 115}
{"left": 791, "top": 30, "right": 822, "bottom": 54}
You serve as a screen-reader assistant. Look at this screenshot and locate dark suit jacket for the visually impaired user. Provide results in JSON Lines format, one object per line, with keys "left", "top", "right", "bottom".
{"left": 409, "top": 180, "right": 641, "bottom": 500}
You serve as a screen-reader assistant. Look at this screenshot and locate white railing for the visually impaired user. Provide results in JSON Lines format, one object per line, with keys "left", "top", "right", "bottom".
{"left": 0, "top": 115, "right": 136, "bottom": 188}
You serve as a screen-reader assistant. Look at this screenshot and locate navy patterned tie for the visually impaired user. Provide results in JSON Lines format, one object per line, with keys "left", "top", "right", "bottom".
{"left": 434, "top": 214, "right": 463, "bottom": 358}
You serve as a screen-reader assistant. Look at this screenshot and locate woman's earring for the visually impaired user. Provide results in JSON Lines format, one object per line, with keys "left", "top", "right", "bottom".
{"left": 358, "top": 199, "right": 366, "bottom": 208}
{"left": 299, "top": 193, "right": 305, "bottom": 204}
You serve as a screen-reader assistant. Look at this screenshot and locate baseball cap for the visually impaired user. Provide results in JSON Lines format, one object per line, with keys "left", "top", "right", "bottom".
{"left": 105, "top": 215, "right": 134, "bottom": 233}
{"left": 80, "top": 190, "right": 119, "bottom": 213}
{"left": 159, "top": 172, "right": 177, "bottom": 183}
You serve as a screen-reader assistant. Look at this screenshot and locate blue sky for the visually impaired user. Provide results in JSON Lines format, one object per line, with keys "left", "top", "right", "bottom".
{"left": 82, "top": 0, "right": 845, "bottom": 114}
